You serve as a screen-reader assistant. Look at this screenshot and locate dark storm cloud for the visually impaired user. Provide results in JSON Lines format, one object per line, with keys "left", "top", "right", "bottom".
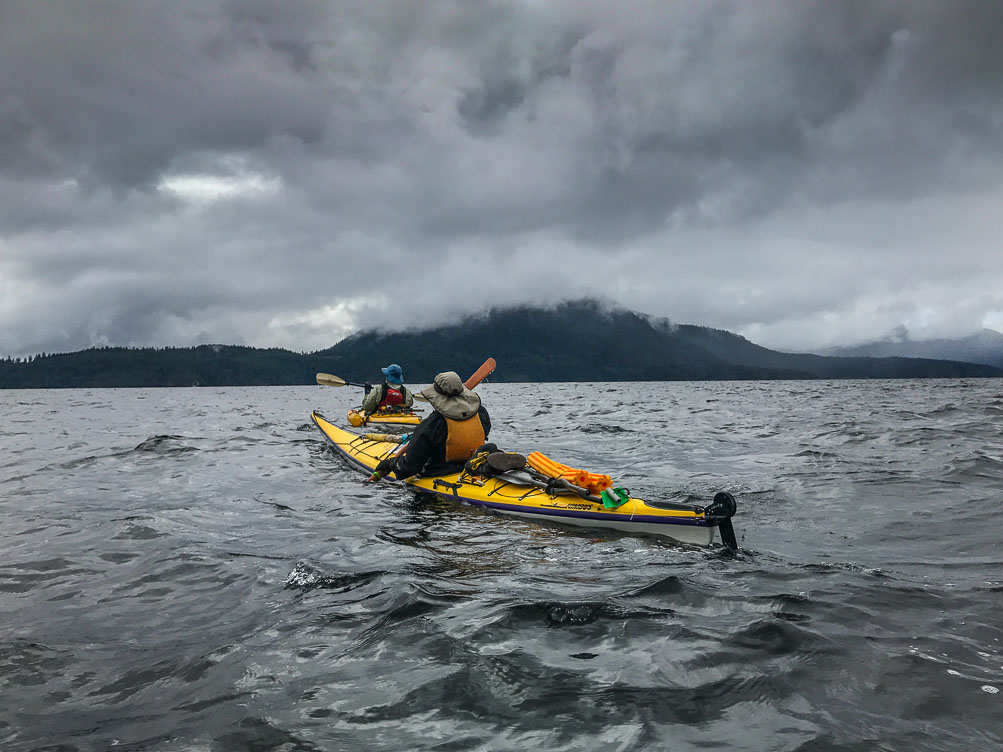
{"left": 0, "top": 0, "right": 332, "bottom": 189}
{"left": 6, "top": 1, "right": 1000, "bottom": 223}
{"left": 2, "top": 0, "right": 1002, "bottom": 356}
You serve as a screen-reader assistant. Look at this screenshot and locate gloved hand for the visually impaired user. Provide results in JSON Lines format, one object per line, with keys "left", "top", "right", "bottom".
{"left": 363, "top": 382, "right": 373, "bottom": 395}
{"left": 373, "top": 457, "right": 397, "bottom": 478}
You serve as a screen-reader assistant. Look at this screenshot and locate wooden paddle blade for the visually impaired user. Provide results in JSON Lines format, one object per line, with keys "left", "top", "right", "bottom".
{"left": 465, "top": 357, "right": 496, "bottom": 389}
{"left": 316, "top": 372, "right": 347, "bottom": 387}
{"left": 409, "top": 357, "right": 494, "bottom": 402}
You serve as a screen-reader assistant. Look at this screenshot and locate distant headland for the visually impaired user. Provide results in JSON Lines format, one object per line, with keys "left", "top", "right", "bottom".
{"left": 2, "top": 300, "right": 1001, "bottom": 388}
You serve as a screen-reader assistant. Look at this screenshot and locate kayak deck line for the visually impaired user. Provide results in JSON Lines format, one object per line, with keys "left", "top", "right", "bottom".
{"left": 310, "top": 410, "right": 736, "bottom": 547}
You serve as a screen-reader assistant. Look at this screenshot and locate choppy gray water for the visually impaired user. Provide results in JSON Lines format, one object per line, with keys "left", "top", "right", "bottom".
{"left": 2, "top": 380, "right": 1001, "bottom": 751}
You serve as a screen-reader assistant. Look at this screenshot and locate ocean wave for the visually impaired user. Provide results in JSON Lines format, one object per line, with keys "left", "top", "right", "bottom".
{"left": 132, "top": 434, "right": 198, "bottom": 455}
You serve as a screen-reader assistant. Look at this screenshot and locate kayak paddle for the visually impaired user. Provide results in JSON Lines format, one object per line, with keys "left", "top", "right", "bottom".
{"left": 317, "top": 372, "right": 430, "bottom": 401}
{"left": 316, "top": 372, "right": 365, "bottom": 388}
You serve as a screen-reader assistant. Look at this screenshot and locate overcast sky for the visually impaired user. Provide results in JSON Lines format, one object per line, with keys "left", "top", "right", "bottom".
{"left": 3, "top": 0, "right": 1002, "bottom": 358}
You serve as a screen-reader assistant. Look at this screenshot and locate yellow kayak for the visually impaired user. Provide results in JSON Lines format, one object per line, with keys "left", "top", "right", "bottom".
{"left": 347, "top": 408, "right": 423, "bottom": 427}
{"left": 311, "top": 411, "right": 737, "bottom": 547}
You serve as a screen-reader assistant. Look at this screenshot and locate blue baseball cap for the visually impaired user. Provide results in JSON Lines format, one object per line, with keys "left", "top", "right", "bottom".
{"left": 381, "top": 363, "right": 404, "bottom": 384}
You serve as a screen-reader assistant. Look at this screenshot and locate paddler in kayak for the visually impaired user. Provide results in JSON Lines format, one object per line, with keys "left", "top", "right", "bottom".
{"left": 361, "top": 363, "right": 414, "bottom": 417}
{"left": 369, "top": 371, "right": 491, "bottom": 481}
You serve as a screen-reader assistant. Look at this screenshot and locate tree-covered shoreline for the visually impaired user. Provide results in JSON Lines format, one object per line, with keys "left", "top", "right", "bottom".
{"left": 3, "top": 301, "right": 1002, "bottom": 388}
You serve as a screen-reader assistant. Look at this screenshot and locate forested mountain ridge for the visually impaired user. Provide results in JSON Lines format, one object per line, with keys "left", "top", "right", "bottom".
{"left": 2, "top": 300, "right": 1001, "bottom": 388}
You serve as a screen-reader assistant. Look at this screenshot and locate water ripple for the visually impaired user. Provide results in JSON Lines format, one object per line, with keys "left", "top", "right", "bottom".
{"left": 2, "top": 381, "right": 1002, "bottom": 750}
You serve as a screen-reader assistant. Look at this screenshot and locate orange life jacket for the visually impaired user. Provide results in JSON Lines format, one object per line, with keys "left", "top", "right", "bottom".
{"left": 443, "top": 414, "right": 486, "bottom": 463}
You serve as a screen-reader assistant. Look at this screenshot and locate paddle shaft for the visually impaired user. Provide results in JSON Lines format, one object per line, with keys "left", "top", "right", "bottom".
{"left": 316, "top": 373, "right": 367, "bottom": 389}
{"left": 368, "top": 357, "right": 496, "bottom": 481}
{"left": 318, "top": 372, "right": 429, "bottom": 401}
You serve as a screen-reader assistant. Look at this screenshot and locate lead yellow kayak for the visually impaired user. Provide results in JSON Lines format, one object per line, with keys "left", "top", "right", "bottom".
{"left": 311, "top": 411, "right": 738, "bottom": 547}
{"left": 347, "top": 408, "right": 423, "bottom": 427}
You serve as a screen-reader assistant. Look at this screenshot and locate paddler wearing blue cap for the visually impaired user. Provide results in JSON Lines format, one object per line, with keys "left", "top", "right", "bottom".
{"left": 360, "top": 363, "right": 415, "bottom": 417}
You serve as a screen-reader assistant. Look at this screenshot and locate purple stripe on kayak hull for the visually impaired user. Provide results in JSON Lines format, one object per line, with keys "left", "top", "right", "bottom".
{"left": 427, "top": 491, "right": 712, "bottom": 529}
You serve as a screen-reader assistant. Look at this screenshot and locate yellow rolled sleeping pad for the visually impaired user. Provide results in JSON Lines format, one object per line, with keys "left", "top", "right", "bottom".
{"left": 363, "top": 432, "right": 402, "bottom": 444}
